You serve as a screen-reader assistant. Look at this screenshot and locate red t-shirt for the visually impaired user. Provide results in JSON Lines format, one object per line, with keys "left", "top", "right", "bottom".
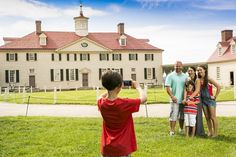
{"left": 97, "top": 97, "right": 141, "bottom": 156}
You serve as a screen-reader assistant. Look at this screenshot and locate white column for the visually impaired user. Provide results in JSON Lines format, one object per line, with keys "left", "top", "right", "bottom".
{"left": 30, "top": 86, "right": 33, "bottom": 93}
{"left": 18, "top": 86, "right": 21, "bottom": 94}
{"left": 44, "top": 86, "right": 47, "bottom": 93}
{"left": 4, "top": 88, "right": 8, "bottom": 101}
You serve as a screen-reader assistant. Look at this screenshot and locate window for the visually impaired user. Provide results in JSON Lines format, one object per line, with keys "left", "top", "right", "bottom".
{"left": 70, "top": 69, "right": 75, "bottom": 81}
{"left": 144, "top": 68, "right": 156, "bottom": 80}
{"left": 100, "top": 54, "right": 109, "bottom": 61}
{"left": 54, "top": 69, "right": 61, "bottom": 81}
{"left": 129, "top": 54, "right": 138, "bottom": 61}
{"left": 99, "top": 68, "right": 123, "bottom": 79}
{"left": 67, "top": 54, "right": 70, "bottom": 61}
{"left": 5, "top": 70, "right": 19, "bottom": 83}
{"left": 80, "top": 54, "right": 90, "bottom": 61}
{"left": 216, "top": 67, "right": 220, "bottom": 80}
{"left": 26, "top": 53, "right": 37, "bottom": 61}
{"left": 6, "top": 53, "right": 18, "bottom": 61}
{"left": 112, "top": 54, "right": 122, "bottom": 61}
{"left": 120, "top": 39, "right": 126, "bottom": 46}
{"left": 145, "top": 54, "right": 154, "bottom": 61}
{"left": 29, "top": 69, "right": 35, "bottom": 74}
{"left": 131, "top": 68, "right": 136, "bottom": 72}
{"left": 232, "top": 45, "right": 236, "bottom": 54}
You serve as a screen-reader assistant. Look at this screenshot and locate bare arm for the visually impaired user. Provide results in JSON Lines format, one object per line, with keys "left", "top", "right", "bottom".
{"left": 190, "top": 79, "right": 201, "bottom": 98}
{"left": 166, "top": 86, "right": 177, "bottom": 103}
{"left": 209, "top": 78, "right": 221, "bottom": 99}
{"left": 182, "top": 89, "right": 187, "bottom": 105}
{"left": 133, "top": 81, "right": 147, "bottom": 104}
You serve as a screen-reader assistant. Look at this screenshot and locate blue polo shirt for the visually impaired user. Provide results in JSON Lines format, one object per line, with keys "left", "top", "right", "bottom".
{"left": 165, "top": 71, "right": 188, "bottom": 103}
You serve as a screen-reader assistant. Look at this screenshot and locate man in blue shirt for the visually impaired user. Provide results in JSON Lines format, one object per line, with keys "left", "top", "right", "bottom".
{"left": 165, "top": 61, "right": 188, "bottom": 136}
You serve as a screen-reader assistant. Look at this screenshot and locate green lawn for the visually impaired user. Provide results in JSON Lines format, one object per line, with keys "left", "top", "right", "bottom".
{"left": 0, "top": 117, "right": 235, "bottom": 157}
{"left": 0, "top": 87, "right": 234, "bottom": 104}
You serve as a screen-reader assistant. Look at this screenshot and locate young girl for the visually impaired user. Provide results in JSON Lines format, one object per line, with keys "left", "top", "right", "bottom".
{"left": 183, "top": 80, "right": 200, "bottom": 137}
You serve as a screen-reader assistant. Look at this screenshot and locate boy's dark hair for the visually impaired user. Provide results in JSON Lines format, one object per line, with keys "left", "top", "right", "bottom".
{"left": 185, "top": 80, "right": 196, "bottom": 92}
{"left": 101, "top": 70, "right": 122, "bottom": 91}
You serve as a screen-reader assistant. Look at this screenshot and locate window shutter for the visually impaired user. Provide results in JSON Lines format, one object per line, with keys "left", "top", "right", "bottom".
{"left": 112, "top": 54, "right": 114, "bottom": 61}
{"left": 76, "top": 69, "right": 79, "bottom": 81}
{"left": 119, "top": 54, "right": 122, "bottom": 60}
{"left": 52, "top": 54, "right": 54, "bottom": 61}
{"left": 16, "top": 70, "right": 19, "bottom": 83}
{"left": 60, "top": 69, "right": 63, "bottom": 81}
{"left": 74, "top": 54, "right": 77, "bottom": 61}
{"left": 152, "top": 68, "right": 156, "bottom": 79}
{"left": 35, "top": 53, "right": 37, "bottom": 61}
{"left": 99, "top": 68, "right": 102, "bottom": 80}
{"left": 120, "top": 68, "right": 123, "bottom": 78}
{"left": 67, "top": 54, "right": 70, "bottom": 61}
{"left": 136, "top": 54, "right": 138, "bottom": 60}
{"left": 145, "top": 54, "right": 147, "bottom": 61}
{"left": 107, "top": 54, "right": 109, "bottom": 61}
{"left": 15, "top": 53, "right": 18, "bottom": 61}
{"left": 151, "top": 54, "right": 154, "bottom": 61}
{"left": 5, "top": 70, "right": 9, "bottom": 83}
{"left": 129, "top": 54, "right": 131, "bottom": 60}
{"left": 144, "top": 68, "right": 147, "bottom": 79}
{"left": 6, "top": 53, "right": 9, "bottom": 61}
{"left": 66, "top": 69, "right": 69, "bottom": 81}
{"left": 88, "top": 54, "right": 90, "bottom": 61}
{"left": 26, "top": 53, "right": 29, "bottom": 61}
{"left": 50, "top": 69, "right": 54, "bottom": 82}
{"left": 80, "top": 54, "right": 82, "bottom": 61}
{"left": 59, "top": 54, "right": 62, "bottom": 61}
{"left": 99, "top": 54, "right": 102, "bottom": 61}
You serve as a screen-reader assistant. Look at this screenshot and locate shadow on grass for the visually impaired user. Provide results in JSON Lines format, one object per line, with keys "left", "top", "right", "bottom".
{"left": 210, "top": 134, "right": 236, "bottom": 144}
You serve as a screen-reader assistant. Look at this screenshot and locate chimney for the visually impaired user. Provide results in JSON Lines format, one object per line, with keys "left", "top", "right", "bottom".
{"left": 35, "top": 20, "right": 41, "bottom": 34}
{"left": 117, "top": 23, "right": 124, "bottom": 35}
{"left": 221, "top": 30, "right": 233, "bottom": 42}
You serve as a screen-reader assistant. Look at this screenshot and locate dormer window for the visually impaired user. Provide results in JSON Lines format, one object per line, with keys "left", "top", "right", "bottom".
{"left": 232, "top": 44, "right": 236, "bottom": 54}
{"left": 39, "top": 33, "right": 47, "bottom": 46}
{"left": 218, "top": 45, "right": 223, "bottom": 56}
{"left": 119, "top": 35, "right": 127, "bottom": 46}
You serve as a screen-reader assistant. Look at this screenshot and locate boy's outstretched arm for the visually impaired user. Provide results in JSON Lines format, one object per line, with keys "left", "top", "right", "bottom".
{"left": 132, "top": 81, "right": 147, "bottom": 103}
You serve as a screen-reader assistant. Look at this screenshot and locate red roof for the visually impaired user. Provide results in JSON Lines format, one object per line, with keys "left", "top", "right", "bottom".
{"left": 0, "top": 31, "right": 162, "bottom": 51}
{"left": 208, "top": 37, "right": 236, "bottom": 63}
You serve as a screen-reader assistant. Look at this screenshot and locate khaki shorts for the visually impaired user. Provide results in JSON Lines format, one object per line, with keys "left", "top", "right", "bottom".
{"left": 169, "top": 102, "right": 184, "bottom": 121}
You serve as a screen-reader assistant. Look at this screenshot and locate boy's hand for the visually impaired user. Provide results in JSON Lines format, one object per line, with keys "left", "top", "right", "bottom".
{"left": 182, "top": 100, "right": 187, "bottom": 105}
{"left": 132, "top": 80, "right": 139, "bottom": 89}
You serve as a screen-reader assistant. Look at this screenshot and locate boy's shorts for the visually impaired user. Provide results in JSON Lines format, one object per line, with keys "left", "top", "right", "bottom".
{"left": 169, "top": 102, "right": 184, "bottom": 121}
{"left": 184, "top": 114, "right": 196, "bottom": 127}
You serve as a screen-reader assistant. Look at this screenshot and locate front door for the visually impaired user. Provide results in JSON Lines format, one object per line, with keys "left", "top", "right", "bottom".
{"left": 82, "top": 73, "right": 88, "bottom": 87}
{"left": 29, "top": 75, "right": 36, "bottom": 88}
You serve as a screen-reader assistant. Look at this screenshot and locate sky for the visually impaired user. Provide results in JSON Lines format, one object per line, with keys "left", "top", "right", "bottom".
{"left": 1, "top": 0, "right": 236, "bottom": 64}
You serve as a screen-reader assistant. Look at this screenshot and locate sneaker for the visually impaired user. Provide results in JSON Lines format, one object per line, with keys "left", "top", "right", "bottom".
{"left": 169, "top": 131, "right": 175, "bottom": 136}
{"left": 179, "top": 128, "right": 184, "bottom": 134}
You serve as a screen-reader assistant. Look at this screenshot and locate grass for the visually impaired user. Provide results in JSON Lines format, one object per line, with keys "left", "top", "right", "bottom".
{"left": 0, "top": 87, "right": 234, "bottom": 105}
{"left": 0, "top": 117, "right": 235, "bottom": 157}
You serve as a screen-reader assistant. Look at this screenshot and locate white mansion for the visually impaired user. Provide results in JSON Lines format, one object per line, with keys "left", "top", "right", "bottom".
{"left": 0, "top": 5, "right": 163, "bottom": 90}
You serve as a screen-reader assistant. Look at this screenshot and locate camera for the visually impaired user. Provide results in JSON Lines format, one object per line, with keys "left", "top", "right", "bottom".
{"left": 123, "top": 80, "right": 132, "bottom": 86}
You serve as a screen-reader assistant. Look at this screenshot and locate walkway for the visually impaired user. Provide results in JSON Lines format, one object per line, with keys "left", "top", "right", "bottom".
{"left": 0, "top": 101, "right": 235, "bottom": 117}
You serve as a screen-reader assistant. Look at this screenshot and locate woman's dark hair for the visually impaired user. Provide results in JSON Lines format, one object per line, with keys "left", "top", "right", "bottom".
{"left": 188, "top": 66, "right": 197, "bottom": 82}
{"left": 185, "top": 80, "right": 196, "bottom": 92}
{"left": 198, "top": 65, "right": 208, "bottom": 88}
{"left": 101, "top": 70, "right": 122, "bottom": 91}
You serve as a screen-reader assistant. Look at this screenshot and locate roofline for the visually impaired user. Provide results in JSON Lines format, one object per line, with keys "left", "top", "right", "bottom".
{"left": 207, "top": 59, "right": 236, "bottom": 64}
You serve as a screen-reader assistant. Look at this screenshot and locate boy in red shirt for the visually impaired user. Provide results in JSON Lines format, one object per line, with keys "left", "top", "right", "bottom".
{"left": 98, "top": 70, "right": 147, "bottom": 157}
